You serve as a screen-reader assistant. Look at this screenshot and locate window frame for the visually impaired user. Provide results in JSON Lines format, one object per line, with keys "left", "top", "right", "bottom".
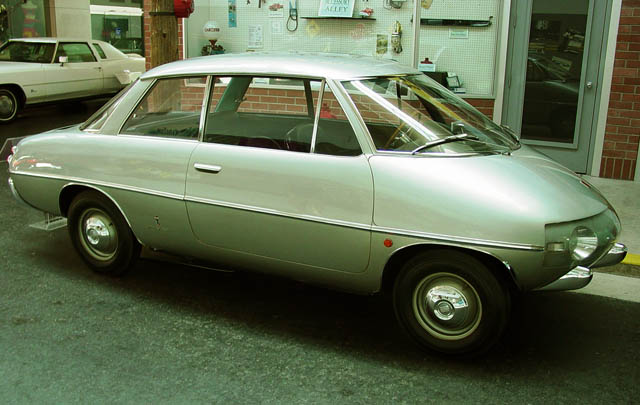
{"left": 118, "top": 75, "right": 209, "bottom": 141}
{"left": 200, "top": 74, "right": 365, "bottom": 156}
{"left": 55, "top": 42, "right": 98, "bottom": 63}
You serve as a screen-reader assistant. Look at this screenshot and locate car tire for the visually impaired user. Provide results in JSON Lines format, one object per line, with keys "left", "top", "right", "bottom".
{"left": 67, "top": 190, "right": 140, "bottom": 276}
{"left": 0, "top": 88, "right": 20, "bottom": 123}
{"left": 392, "top": 249, "right": 510, "bottom": 356}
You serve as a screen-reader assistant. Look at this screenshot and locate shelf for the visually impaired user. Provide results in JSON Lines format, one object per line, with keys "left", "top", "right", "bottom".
{"left": 420, "top": 17, "right": 492, "bottom": 27}
{"left": 302, "top": 16, "right": 376, "bottom": 20}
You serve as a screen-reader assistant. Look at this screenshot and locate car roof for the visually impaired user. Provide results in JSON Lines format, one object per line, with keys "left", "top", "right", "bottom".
{"left": 141, "top": 52, "right": 419, "bottom": 81}
{"left": 8, "top": 37, "right": 105, "bottom": 44}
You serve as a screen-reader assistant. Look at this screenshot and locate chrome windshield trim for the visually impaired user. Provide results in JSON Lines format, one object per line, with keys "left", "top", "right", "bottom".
{"left": 372, "top": 225, "right": 545, "bottom": 251}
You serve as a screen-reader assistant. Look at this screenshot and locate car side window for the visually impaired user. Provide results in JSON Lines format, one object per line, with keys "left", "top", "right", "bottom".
{"left": 55, "top": 42, "right": 97, "bottom": 63}
{"left": 120, "top": 76, "right": 207, "bottom": 140}
{"left": 315, "top": 82, "right": 362, "bottom": 156}
{"left": 92, "top": 43, "right": 107, "bottom": 59}
{"left": 203, "top": 76, "right": 361, "bottom": 156}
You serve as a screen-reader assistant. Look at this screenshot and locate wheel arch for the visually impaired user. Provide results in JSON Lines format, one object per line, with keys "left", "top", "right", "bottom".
{"left": 59, "top": 183, "right": 138, "bottom": 239}
{"left": 381, "top": 243, "right": 520, "bottom": 296}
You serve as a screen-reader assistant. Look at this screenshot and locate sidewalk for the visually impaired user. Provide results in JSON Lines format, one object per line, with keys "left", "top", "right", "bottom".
{"left": 583, "top": 175, "right": 640, "bottom": 270}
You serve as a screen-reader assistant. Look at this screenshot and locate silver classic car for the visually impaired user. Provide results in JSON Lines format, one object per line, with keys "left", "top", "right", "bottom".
{"left": 6, "top": 53, "right": 627, "bottom": 355}
{"left": 0, "top": 37, "right": 145, "bottom": 123}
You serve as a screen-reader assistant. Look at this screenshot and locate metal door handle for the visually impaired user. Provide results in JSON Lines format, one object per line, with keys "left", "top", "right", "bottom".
{"left": 194, "top": 163, "right": 222, "bottom": 173}
{"left": 586, "top": 81, "right": 593, "bottom": 89}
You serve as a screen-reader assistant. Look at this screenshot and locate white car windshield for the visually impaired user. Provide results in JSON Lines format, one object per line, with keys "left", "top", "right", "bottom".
{"left": 342, "top": 75, "right": 519, "bottom": 155}
{"left": 0, "top": 41, "right": 55, "bottom": 63}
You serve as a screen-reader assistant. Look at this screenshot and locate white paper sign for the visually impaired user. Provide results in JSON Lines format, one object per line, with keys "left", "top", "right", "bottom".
{"left": 318, "top": 0, "right": 355, "bottom": 17}
{"left": 248, "top": 25, "right": 264, "bottom": 49}
{"left": 271, "top": 20, "right": 283, "bottom": 35}
{"left": 449, "top": 28, "right": 469, "bottom": 39}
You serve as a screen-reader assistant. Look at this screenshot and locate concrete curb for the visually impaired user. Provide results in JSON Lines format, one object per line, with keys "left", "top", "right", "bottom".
{"left": 571, "top": 272, "right": 640, "bottom": 303}
{"left": 622, "top": 253, "right": 640, "bottom": 266}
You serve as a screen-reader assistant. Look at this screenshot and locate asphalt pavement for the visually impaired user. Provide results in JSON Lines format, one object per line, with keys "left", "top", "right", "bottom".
{"left": 1, "top": 100, "right": 639, "bottom": 403}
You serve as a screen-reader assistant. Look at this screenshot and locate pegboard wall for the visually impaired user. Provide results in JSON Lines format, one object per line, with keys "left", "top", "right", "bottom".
{"left": 418, "top": 0, "right": 501, "bottom": 96}
{"left": 184, "top": 0, "right": 501, "bottom": 97}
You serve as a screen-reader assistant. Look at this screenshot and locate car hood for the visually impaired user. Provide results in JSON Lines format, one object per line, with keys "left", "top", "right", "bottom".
{"left": 369, "top": 145, "right": 610, "bottom": 246}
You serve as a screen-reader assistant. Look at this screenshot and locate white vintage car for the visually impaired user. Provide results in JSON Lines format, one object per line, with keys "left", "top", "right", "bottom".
{"left": 7, "top": 52, "right": 627, "bottom": 356}
{"left": 0, "top": 37, "right": 145, "bottom": 123}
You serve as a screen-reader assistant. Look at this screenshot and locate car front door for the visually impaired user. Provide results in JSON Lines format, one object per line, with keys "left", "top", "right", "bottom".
{"left": 185, "top": 77, "right": 373, "bottom": 273}
{"left": 44, "top": 42, "right": 103, "bottom": 100}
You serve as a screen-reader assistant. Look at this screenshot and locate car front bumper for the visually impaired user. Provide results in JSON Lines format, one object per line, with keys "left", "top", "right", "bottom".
{"left": 536, "top": 243, "right": 627, "bottom": 292}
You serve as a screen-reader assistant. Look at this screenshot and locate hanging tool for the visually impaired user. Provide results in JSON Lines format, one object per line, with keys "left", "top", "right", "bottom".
{"left": 287, "top": 0, "right": 298, "bottom": 32}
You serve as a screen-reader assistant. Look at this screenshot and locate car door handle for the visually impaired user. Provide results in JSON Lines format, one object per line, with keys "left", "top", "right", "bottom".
{"left": 194, "top": 163, "right": 222, "bottom": 173}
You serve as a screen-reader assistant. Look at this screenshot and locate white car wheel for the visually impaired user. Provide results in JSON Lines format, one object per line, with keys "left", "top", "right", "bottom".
{"left": 0, "top": 88, "right": 19, "bottom": 123}
{"left": 393, "top": 250, "right": 510, "bottom": 356}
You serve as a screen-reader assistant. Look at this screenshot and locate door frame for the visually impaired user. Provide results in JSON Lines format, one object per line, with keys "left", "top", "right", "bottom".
{"left": 500, "top": 0, "right": 616, "bottom": 175}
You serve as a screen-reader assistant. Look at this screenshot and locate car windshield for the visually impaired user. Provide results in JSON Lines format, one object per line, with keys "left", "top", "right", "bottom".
{"left": 342, "top": 75, "right": 519, "bottom": 155}
{"left": 0, "top": 41, "right": 55, "bottom": 63}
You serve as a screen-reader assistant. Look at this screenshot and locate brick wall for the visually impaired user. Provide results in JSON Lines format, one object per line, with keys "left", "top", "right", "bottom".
{"left": 465, "top": 98, "right": 494, "bottom": 119}
{"left": 602, "top": 0, "right": 640, "bottom": 179}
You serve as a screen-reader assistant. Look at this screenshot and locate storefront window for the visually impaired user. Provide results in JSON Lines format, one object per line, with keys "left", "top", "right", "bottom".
{"left": 90, "top": 2, "right": 144, "bottom": 56}
{"left": 0, "top": 0, "right": 48, "bottom": 44}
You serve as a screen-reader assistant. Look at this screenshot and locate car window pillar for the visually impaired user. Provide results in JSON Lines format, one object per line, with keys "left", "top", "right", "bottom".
{"left": 309, "top": 79, "right": 325, "bottom": 154}
{"left": 199, "top": 75, "right": 214, "bottom": 142}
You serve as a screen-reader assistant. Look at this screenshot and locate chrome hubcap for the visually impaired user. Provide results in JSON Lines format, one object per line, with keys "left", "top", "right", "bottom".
{"left": 413, "top": 272, "right": 482, "bottom": 341}
{"left": 0, "top": 94, "right": 15, "bottom": 118}
{"left": 79, "top": 209, "right": 118, "bottom": 261}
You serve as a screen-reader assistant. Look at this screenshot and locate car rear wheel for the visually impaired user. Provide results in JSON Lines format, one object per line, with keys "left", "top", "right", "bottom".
{"left": 0, "top": 88, "right": 19, "bottom": 123}
{"left": 67, "top": 190, "right": 140, "bottom": 276}
{"left": 392, "top": 250, "right": 510, "bottom": 356}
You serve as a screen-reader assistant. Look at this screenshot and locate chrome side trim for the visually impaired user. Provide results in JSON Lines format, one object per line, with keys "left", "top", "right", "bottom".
{"left": 10, "top": 170, "right": 184, "bottom": 201}
{"left": 372, "top": 225, "right": 545, "bottom": 251}
{"left": 184, "top": 195, "right": 372, "bottom": 231}
{"left": 10, "top": 170, "right": 543, "bottom": 252}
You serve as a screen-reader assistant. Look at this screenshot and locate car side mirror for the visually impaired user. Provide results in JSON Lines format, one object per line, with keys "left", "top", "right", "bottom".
{"left": 59, "top": 56, "right": 68, "bottom": 65}
{"left": 451, "top": 121, "right": 466, "bottom": 135}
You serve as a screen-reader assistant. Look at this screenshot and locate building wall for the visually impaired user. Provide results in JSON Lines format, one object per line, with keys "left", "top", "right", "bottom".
{"left": 51, "top": 0, "right": 91, "bottom": 39}
{"left": 602, "top": 0, "right": 640, "bottom": 180}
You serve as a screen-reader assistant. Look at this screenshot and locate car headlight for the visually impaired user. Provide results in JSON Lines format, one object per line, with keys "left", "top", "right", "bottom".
{"left": 568, "top": 226, "right": 598, "bottom": 262}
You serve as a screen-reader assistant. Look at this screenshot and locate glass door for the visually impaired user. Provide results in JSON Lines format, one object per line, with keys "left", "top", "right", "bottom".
{"left": 502, "top": 0, "right": 611, "bottom": 173}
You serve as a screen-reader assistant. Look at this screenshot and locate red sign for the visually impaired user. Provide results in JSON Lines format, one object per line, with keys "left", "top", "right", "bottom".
{"left": 174, "top": 0, "right": 194, "bottom": 18}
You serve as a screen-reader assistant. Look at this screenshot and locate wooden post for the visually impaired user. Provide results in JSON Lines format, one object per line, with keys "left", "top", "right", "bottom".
{"left": 149, "top": 0, "right": 179, "bottom": 69}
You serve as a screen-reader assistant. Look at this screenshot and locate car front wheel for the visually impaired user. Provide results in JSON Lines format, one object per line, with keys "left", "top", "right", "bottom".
{"left": 393, "top": 250, "right": 510, "bottom": 356}
{"left": 67, "top": 190, "right": 140, "bottom": 276}
{"left": 0, "top": 88, "right": 19, "bottom": 123}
